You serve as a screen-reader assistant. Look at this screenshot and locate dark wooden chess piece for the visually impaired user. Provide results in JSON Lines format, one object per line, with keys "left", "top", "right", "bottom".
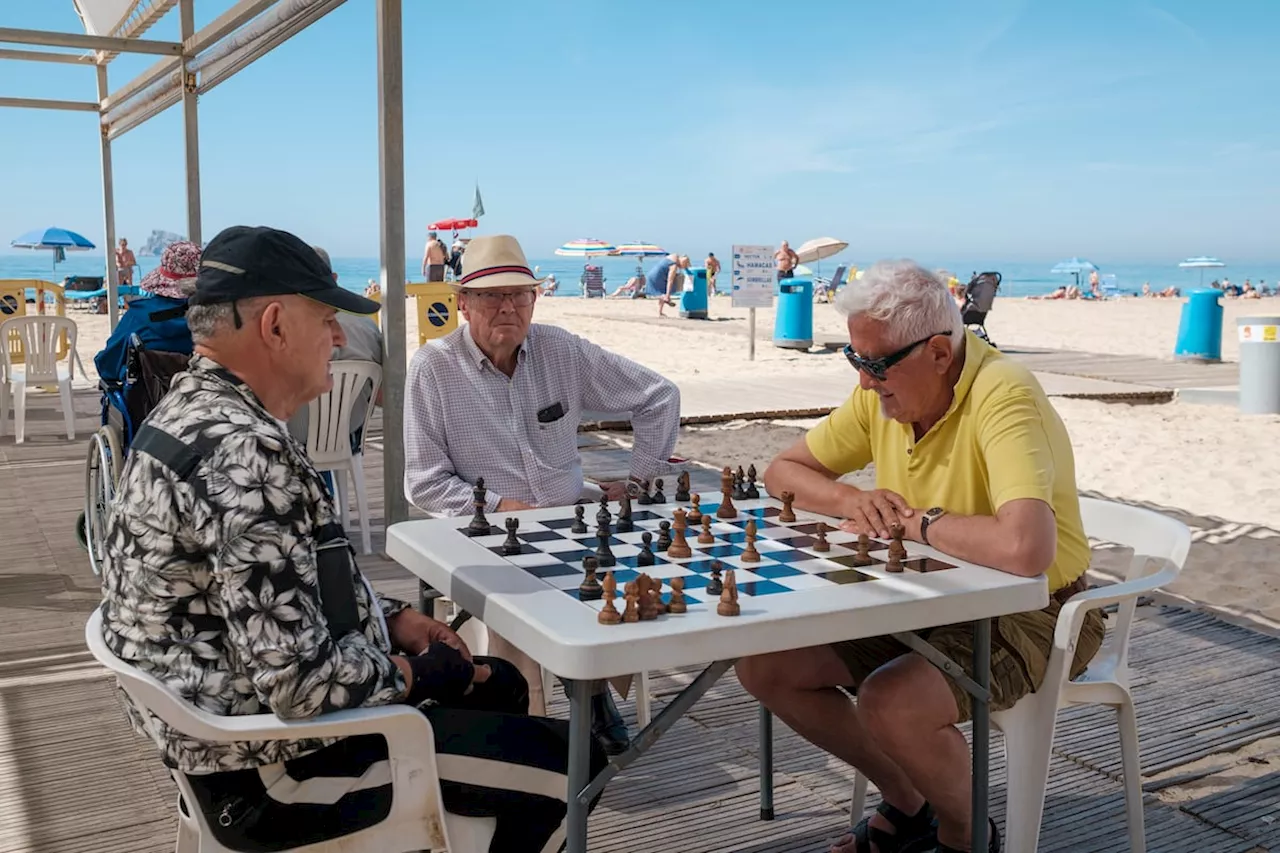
{"left": 674, "top": 471, "right": 691, "bottom": 502}
{"left": 651, "top": 478, "right": 666, "bottom": 503}
{"left": 595, "top": 520, "right": 616, "bottom": 567}
{"left": 579, "top": 555, "right": 603, "bottom": 600}
{"left": 466, "top": 477, "right": 492, "bottom": 536}
{"left": 500, "top": 517, "right": 522, "bottom": 555}
{"left": 596, "top": 495, "right": 612, "bottom": 529}
{"left": 571, "top": 504, "right": 588, "bottom": 534}
{"left": 668, "top": 576, "right": 687, "bottom": 613}
{"left": 637, "top": 481, "right": 653, "bottom": 505}
{"left": 778, "top": 490, "right": 796, "bottom": 523}
{"left": 638, "top": 575, "right": 662, "bottom": 620}
{"left": 853, "top": 532, "right": 874, "bottom": 567}
{"left": 616, "top": 492, "right": 634, "bottom": 533}
{"left": 813, "top": 522, "right": 831, "bottom": 553}
{"left": 706, "top": 560, "right": 724, "bottom": 595}
{"left": 716, "top": 466, "right": 737, "bottom": 518}
{"left": 667, "top": 508, "right": 692, "bottom": 558}
{"left": 688, "top": 494, "right": 703, "bottom": 523}
{"left": 745, "top": 464, "right": 760, "bottom": 499}
{"left": 637, "top": 531, "right": 656, "bottom": 566}
{"left": 886, "top": 524, "right": 906, "bottom": 573}
{"left": 656, "top": 520, "right": 672, "bottom": 551}
{"left": 741, "top": 519, "right": 761, "bottom": 562}
{"left": 717, "top": 569, "right": 741, "bottom": 617}
{"left": 733, "top": 466, "right": 747, "bottom": 500}
{"left": 649, "top": 577, "right": 667, "bottom": 615}
{"left": 598, "top": 573, "right": 622, "bottom": 624}
{"left": 698, "top": 514, "right": 715, "bottom": 544}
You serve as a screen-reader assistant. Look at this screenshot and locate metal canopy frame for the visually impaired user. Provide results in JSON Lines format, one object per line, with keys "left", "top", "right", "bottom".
{"left": 0, "top": 0, "right": 410, "bottom": 527}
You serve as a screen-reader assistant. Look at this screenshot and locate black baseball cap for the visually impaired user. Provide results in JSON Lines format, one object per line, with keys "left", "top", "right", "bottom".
{"left": 190, "top": 225, "right": 380, "bottom": 315}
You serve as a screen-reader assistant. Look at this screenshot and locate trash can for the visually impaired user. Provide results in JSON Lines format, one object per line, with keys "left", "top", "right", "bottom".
{"left": 679, "top": 267, "right": 708, "bottom": 319}
{"left": 1173, "top": 289, "right": 1223, "bottom": 362}
{"left": 1237, "top": 316, "right": 1280, "bottom": 414}
{"left": 774, "top": 277, "right": 813, "bottom": 350}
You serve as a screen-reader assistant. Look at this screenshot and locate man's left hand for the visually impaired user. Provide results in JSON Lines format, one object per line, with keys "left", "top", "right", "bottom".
{"left": 388, "top": 609, "right": 472, "bottom": 660}
{"left": 599, "top": 480, "right": 628, "bottom": 501}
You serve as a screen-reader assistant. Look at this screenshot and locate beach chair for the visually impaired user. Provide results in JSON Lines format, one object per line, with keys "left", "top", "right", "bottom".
{"left": 813, "top": 265, "right": 847, "bottom": 303}
{"left": 845, "top": 497, "right": 1191, "bottom": 853}
{"left": 0, "top": 315, "right": 78, "bottom": 444}
{"left": 580, "top": 265, "right": 606, "bottom": 298}
{"left": 960, "top": 271, "right": 1001, "bottom": 346}
{"left": 84, "top": 608, "right": 498, "bottom": 853}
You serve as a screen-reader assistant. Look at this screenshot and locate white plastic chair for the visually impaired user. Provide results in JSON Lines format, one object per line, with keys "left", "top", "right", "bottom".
{"left": 85, "top": 608, "right": 496, "bottom": 853}
{"left": 847, "top": 497, "right": 1191, "bottom": 853}
{"left": 0, "top": 315, "right": 78, "bottom": 443}
{"left": 306, "top": 360, "right": 382, "bottom": 555}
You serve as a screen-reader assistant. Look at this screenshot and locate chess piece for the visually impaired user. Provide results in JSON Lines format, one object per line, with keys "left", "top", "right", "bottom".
{"left": 598, "top": 573, "right": 622, "bottom": 624}
{"left": 500, "top": 517, "right": 522, "bottom": 555}
{"left": 745, "top": 464, "right": 760, "bottom": 499}
{"left": 668, "top": 576, "right": 687, "bottom": 613}
{"left": 651, "top": 478, "right": 666, "bottom": 503}
{"left": 637, "top": 531, "right": 656, "bottom": 566}
{"left": 717, "top": 569, "right": 741, "bottom": 617}
{"left": 571, "top": 504, "right": 588, "bottom": 534}
{"left": 596, "top": 495, "right": 612, "bottom": 530}
{"left": 853, "top": 532, "right": 874, "bottom": 566}
{"left": 674, "top": 471, "right": 691, "bottom": 502}
{"left": 688, "top": 494, "right": 703, "bottom": 523}
{"left": 733, "top": 465, "right": 747, "bottom": 500}
{"left": 667, "top": 508, "right": 692, "bottom": 558}
{"left": 636, "top": 481, "right": 653, "bottom": 505}
{"left": 616, "top": 492, "right": 634, "bottom": 533}
{"left": 622, "top": 582, "right": 640, "bottom": 622}
{"left": 813, "top": 522, "right": 830, "bottom": 553}
{"left": 656, "top": 520, "right": 672, "bottom": 552}
{"left": 779, "top": 490, "right": 796, "bottom": 523}
{"left": 706, "top": 560, "right": 724, "bottom": 595}
{"left": 698, "top": 514, "right": 715, "bottom": 544}
{"left": 741, "top": 519, "right": 760, "bottom": 562}
{"left": 595, "top": 521, "right": 616, "bottom": 568}
{"left": 886, "top": 524, "right": 906, "bottom": 573}
{"left": 637, "top": 576, "right": 660, "bottom": 620}
{"left": 579, "top": 556, "right": 603, "bottom": 600}
{"left": 466, "top": 478, "right": 492, "bottom": 536}
{"left": 717, "top": 467, "right": 737, "bottom": 518}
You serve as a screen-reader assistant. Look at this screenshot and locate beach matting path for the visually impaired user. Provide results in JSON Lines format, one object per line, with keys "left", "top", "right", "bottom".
{"left": 0, "top": 396, "right": 1276, "bottom": 852}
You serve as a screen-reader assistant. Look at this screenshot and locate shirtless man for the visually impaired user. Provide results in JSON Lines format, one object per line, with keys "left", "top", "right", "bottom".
{"left": 115, "top": 238, "right": 137, "bottom": 286}
{"left": 705, "top": 252, "right": 721, "bottom": 295}
{"left": 775, "top": 241, "right": 800, "bottom": 279}
{"left": 421, "top": 230, "right": 448, "bottom": 281}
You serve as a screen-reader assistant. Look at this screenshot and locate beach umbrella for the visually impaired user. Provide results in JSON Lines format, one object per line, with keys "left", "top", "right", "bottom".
{"left": 1050, "top": 257, "right": 1097, "bottom": 288}
{"left": 429, "top": 218, "right": 478, "bottom": 232}
{"left": 11, "top": 226, "right": 95, "bottom": 268}
{"left": 1178, "top": 256, "right": 1226, "bottom": 286}
{"left": 555, "top": 239, "right": 616, "bottom": 258}
{"left": 613, "top": 242, "right": 667, "bottom": 277}
{"left": 795, "top": 237, "right": 848, "bottom": 264}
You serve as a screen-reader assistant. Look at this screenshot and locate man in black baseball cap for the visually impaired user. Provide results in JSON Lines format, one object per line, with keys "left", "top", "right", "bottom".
{"left": 191, "top": 225, "right": 381, "bottom": 315}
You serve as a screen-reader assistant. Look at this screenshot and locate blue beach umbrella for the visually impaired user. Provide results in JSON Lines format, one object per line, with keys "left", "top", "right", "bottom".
{"left": 11, "top": 226, "right": 96, "bottom": 268}
{"left": 1050, "top": 257, "right": 1097, "bottom": 288}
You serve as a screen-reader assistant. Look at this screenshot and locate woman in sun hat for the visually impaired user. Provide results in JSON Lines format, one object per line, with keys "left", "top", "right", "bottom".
{"left": 94, "top": 240, "right": 201, "bottom": 384}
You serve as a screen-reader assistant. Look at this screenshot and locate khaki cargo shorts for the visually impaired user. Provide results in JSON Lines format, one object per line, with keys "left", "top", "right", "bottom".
{"left": 831, "top": 599, "right": 1106, "bottom": 722}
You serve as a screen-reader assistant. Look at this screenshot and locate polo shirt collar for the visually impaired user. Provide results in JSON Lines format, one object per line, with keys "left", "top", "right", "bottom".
{"left": 462, "top": 322, "right": 534, "bottom": 371}
{"left": 939, "top": 329, "right": 993, "bottom": 422}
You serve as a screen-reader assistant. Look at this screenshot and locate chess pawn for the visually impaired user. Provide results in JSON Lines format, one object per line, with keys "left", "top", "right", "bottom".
{"left": 667, "top": 576, "right": 687, "bottom": 614}
{"left": 622, "top": 581, "right": 640, "bottom": 622}
{"left": 571, "top": 504, "right": 588, "bottom": 534}
{"left": 778, "top": 490, "right": 797, "bottom": 523}
{"left": 656, "top": 520, "right": 672, "bottom": 551}
{"left": 651, "top": 478, "right": 666, "bottom": 503}
{"left": 717, "top": 466, "right": 737, "bottom": 518}
{"left": 717, "top": 569, "right": 741, "bottom": 617}
{"left": 637, "top": 531, "right": 656, "bottom": 566}
{"left": 813, "top": 522, "right": 831, "bottom": 553}
{"left": 698, "top": 514, "right": 715, "bottom": 544}
{"left": 688, "top": 494, "right": 702, "bottom": 523}
{"left": 597, "top": 572, "right": 622, "bottom": 624}
{"left": 648, "top": 577, "right": 667, "bottom": 616}
{"left": 740, "top": 518, "right": 761, "bottom": 562}
{"left": 706, "top": 560, "right": 724, "bottom": 595}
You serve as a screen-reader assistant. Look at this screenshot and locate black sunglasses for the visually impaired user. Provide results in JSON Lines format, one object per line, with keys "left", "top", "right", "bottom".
{"left": 843, "top": 331, "right": 951, "bottom": 381}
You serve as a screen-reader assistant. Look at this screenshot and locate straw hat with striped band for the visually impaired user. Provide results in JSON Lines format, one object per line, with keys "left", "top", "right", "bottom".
{"left": 456, "top": 235, "right": 546, "bottom": 290}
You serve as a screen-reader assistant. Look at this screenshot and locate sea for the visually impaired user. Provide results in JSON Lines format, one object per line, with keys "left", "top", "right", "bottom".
{"left": 2, "top": 253, "right": 1276, "bottom": 300}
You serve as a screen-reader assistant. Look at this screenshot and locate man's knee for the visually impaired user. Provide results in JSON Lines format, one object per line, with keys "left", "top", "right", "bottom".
{"left": 736, "top": 645, "right": 847, "bottom": 700}
{"left": 858, "top": 654, "right": 958, "bottom": 738}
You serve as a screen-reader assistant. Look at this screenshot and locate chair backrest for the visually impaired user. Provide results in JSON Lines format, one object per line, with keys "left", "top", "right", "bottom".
{"left": 305, "top": 360, "right": 382, "bottom": 466}
{"left": 1, "top": 315, "right": 77, "bottom": 382}
{"left": 1078, "top": 496, "right": 1192, "bottom": 671}
{"left": 582, "top": 266, "right": 605, "bottom": 296}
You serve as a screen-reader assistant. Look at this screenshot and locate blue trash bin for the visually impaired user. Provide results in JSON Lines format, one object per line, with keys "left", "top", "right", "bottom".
{"left": 774, "top": 277, "right": 814, "bottom": 350}
{"left": 679, "top": 267, "right": 708, "bottom": 319}
{"left": 1174, "top": 289, "right": 1223, "bottom": 362}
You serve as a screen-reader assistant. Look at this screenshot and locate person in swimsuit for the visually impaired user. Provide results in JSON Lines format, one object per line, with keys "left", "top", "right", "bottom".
{"left": 775, "top": 241, "right": 799, "bottom": 279}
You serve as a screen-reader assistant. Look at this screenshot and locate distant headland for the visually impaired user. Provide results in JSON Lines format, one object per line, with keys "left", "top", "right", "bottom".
{"left": 140, "top": 229, "right": 185, "bottom": 256}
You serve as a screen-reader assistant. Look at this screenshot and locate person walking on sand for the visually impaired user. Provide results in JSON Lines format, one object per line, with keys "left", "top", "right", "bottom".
{"left": 421, "top": 230, "right": 448, "bottom": 281}
{"left": 706, "top": 252, "right": 721, "bottom": 295}
{"left": 646, "top": 254, "right": 690, "bottom": 317}
{"left": 776, "top": 240, "right": 800, "bottom": 279}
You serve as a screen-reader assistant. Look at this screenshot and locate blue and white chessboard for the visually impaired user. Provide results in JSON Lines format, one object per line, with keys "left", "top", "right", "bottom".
{"left": 461, "top": 498, "right": 958, "bottom": 615}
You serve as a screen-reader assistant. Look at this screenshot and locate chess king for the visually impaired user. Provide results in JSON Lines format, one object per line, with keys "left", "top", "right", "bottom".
{"left": 735, "top": 260, "right": 1105, "bottom": 853}
{"left": 403, "top": 235, "right": 682, "bottom": 754}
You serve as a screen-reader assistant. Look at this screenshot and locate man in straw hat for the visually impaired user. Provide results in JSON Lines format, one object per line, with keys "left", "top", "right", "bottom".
{"left": 404, "top": 234, "right": 681, "bottom": 753}
{"left": 100, "top": 225, "right": 606, "bottom": 853}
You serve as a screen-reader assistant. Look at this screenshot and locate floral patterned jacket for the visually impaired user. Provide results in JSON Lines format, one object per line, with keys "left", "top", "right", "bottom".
{"left": 100, "top": 355, "right": 409, "bottom": 774}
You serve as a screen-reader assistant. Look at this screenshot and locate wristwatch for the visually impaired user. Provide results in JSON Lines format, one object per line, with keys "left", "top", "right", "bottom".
{"left": 919, "top": 507, "right": 946, "bottom": 546}
{"left": 625, "top": 477, "right": 647, "bottom": 498}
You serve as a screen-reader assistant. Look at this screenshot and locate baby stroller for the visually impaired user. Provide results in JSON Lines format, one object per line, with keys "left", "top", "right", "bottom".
{"left": 960, "top": 271, "right": 1001, "bottom": 347}
{"left": 79, "top": 335, "right": 190, "bottom": 575}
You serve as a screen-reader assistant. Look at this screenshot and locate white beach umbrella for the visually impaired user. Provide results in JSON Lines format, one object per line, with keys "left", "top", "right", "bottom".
{"left": 795, "top": 237, "right": 848, "bottom": 264}
{"left": 1178, "top": 256, "right": 1226, "bottom": 287}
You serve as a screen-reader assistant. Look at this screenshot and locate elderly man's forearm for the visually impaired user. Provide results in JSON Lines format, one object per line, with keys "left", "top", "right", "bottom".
{"left": 763, "top": 458, "right": 856, "bottom": 513}
{"left": 921, "top": 514, "right": 1053, "bottom": 578}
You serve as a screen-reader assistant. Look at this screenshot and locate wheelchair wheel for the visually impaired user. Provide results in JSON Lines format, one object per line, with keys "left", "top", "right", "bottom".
{"left": 84, "top": 425, "right": 123, "bottom": 577}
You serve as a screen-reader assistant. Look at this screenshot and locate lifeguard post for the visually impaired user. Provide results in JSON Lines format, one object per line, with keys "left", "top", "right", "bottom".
{"left": 369, "top": 281, "right": 458, "bottom": 345}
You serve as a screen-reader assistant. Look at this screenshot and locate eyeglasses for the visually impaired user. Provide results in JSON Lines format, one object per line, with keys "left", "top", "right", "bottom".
{"left": 843, "top": 331, "right": 951, "bottom": 381}
{"left": 463, "top": 288, "right": 536, "bottom": 307}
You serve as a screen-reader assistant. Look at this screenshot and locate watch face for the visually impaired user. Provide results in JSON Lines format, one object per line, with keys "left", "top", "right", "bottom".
{"left": 626, "top": 481, "right": 643, "bottom": 497}
{"left": 926, "top": 506, "right": 944, "bottom": 518}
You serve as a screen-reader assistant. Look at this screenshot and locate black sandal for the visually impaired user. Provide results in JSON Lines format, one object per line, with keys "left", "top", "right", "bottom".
{"left": 851, "top": 800, "right": 937, "bottom": 853}
{"left": 935, "top": 818, "right": 1000, "bottom": 853}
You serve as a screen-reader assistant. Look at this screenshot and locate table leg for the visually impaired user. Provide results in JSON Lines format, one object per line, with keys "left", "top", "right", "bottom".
{"left": 759, "top": 704, "right": 775, "bottom": 820}
{"left": 565, "top": 677, "right": 595, "bottom": 853}
{"left": 971, "top": 618, "right": 991, "bottom": 853}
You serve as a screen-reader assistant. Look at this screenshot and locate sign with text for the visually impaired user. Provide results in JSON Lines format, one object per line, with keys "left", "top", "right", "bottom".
{"left": 731, "top": 244, "right": 775, "bottom": 309}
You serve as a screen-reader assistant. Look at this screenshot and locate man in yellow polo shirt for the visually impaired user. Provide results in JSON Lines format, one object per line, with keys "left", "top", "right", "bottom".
{"left": 735, "top": 260, "right": 1105, "bottom": 853}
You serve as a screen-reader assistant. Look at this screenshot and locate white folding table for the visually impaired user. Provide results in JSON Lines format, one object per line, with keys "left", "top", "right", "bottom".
{"left": 386, "top": 499, "right": 1048, "bottom": 853}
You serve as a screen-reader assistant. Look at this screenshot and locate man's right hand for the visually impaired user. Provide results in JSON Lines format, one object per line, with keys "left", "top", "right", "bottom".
{"left": 497, "top": 498, "right": 535, "bottom": 511}
{"left": 838, "top": 489, "right": 914, "bottom": 539}
{"left": 465, "top": 662, "right": 492, "bottom": 695}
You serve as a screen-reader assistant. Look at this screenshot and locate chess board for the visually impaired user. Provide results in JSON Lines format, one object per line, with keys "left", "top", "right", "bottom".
{"left": 459, "top": 497, "right": 959, "bottom": 618}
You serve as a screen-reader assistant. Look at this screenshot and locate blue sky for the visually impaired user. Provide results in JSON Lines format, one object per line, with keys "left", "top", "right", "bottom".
{"left": 1, "top": 0, "right": 1277, "bottom": 262}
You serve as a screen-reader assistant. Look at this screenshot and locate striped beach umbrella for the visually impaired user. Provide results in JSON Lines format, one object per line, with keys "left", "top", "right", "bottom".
{"left": 555, "top": 239, "right": 615, "bottom": 258}
{"left": 613, "top": 242, "right": 666, "bottom": 257}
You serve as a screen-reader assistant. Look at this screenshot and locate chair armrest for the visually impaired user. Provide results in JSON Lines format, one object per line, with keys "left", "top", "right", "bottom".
{"left": 1053, "top": 564, "right": 1179, "bottom": 651}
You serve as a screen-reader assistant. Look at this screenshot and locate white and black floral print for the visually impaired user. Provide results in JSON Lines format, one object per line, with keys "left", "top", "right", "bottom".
{"left": 100, "top": 355, "right": 409, "bottom": 774}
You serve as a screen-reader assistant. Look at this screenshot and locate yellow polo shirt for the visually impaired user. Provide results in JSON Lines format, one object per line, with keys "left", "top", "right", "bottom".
{"left": 806, "top": 331, "right": 1088, "bottom": 593}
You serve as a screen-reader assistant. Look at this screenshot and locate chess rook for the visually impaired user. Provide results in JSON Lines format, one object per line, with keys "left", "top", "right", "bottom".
{"left": 779, "top": 490, "right": 796, "bottom": 523}
{"left": 579, "top": 556, "right": 603, "bottom": 600}
{"left": 500, "top": 517, "right": 522, "bottom": 555}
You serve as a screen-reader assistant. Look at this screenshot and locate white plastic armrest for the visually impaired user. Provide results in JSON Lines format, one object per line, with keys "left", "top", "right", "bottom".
{"left": 1053, "top": 563, "right": 1179, "bottom": 651}
{"left": 154, "top": 695, "right": 432, "bottom": 749}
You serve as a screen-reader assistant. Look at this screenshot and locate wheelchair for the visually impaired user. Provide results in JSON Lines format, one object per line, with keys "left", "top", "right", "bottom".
{"left": 79, "top": 335, "right": 190, "bottom": 576}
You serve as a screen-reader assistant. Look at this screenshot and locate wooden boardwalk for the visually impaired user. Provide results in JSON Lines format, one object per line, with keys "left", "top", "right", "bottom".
{"left": 1, "top": 391, "right": 1276, "bottom": 852}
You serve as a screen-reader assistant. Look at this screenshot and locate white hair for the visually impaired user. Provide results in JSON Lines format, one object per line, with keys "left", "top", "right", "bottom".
{"left": 833, "top": 260, "right": 964, "bottom": 348}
